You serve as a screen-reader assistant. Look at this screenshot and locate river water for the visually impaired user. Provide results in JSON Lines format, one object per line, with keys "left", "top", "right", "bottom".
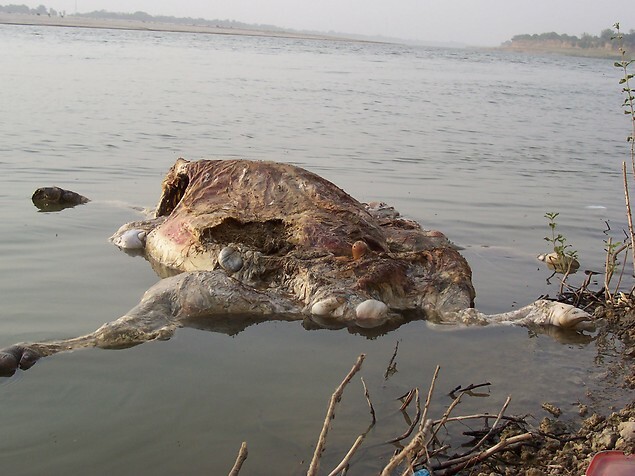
{"left": 0, "top": 24, "right": 631, "bottom": 475}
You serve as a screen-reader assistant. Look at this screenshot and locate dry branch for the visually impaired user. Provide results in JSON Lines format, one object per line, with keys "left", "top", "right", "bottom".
{"left": 307, "top": 362, "right": 538, "bottom": 475}
{"left": 324, "top": 379, "right": 377, "bottom": 476}
{"left": 326, "top": 421, "right": 375, "bottom": 476}
{"left": 326, "top": 434, "right": 364, "bottom": 476}
{"left": 456, "top": 395, "right": 512, "bottom": 457}
{"left": 623, "top": 161, "right": 635, "bottom": 275}
{"left": 380, "top": 366, "right": 440, "bottom": 475}
{"left": 360, "top": 377, "right": 376, "bottom": 424}
{"left": 448, "top": 381, "right": 491, "bottom": 399}
{"left": 380, "top": 423, "right": 429, "bottom": 476}
{"left": 431, "top": 432, "right": 534, "bottom": 475}
{"left": 228, "top": 441, "right": 248, "bottom": 476}
{"left": 384, "top": 341, "right": 400, "bottom": 380}
{"left": 386, "top": 388, "right": 420, "bottom": 444}
{"left": 429, "top": 388, "right": 466, "bottom": 443}
{"left": 307, "top": 353, "right": 366, "bottom": 476}
{"left": 435, "top": 413, "right": 526, "bottom": 425}
{"left": 399, "top": 388, "right": 416, "bottom": 411}
{"left": 420, "top": 365, "right": 440, "bottom": 432}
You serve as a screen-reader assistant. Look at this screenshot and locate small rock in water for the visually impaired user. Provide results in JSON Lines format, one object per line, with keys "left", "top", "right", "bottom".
{"left": 618, "top": 421, "right": 635, "bottom": 450}
{"left": 541, "top": 402, "right": 562, "bottom": 418}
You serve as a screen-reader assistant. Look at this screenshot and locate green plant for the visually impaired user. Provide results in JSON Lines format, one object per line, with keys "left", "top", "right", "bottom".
{"left": 612, "top": 23, "right": 635, "bottom": 276}
{"left": 536, "top": 25, "right": 635, "bottom": 307}
{"left": 543, "top": 212, "right": 579, "bottom": 277}
{"left": 613, "top": 23, "right": 635, "bottom": 155}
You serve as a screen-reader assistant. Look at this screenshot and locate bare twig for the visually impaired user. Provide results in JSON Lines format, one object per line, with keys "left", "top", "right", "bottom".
{"left": 384, "top": 341, "right": 399, "bottom": 380}
{"left": 360, "top": 377, "right": 376, "bottom": 424}
{"left": 326, "top": 430, "right": 366, "bottom": 476}
{"left": 326, "top": 378, "right": 377, "bottom": 476}
{"left": 623, "top": 162, "right": 635, "bottom": 275}
{"left": 380, "top": 367, "right": 441, "bottom": 474}
{"left": 606, "top": 236, "right": 616, "bottom": 301}
{"left": 559, "top": 269, "right": 572, "bottom": 296}
{"left": 307, "top": 353, "right": 366, "bottom": 476}
{"left": 386, "top": 388, "right": 421, "bottom": 444}
{"left": 413, "top": 365, "right": 441, "bottom": 468}
{"left": 228, "top": 441, "right": 248, "bottom": 476}
{"left": 430, "top": 389, "right": 466, "bottom": 443}
{"left": 420, "top": 365, "right": 440, "bottom": 432}
{"left": 431, "top": 432, "right": 534, "bottom": 475}
{"left": 613, "top": 244, "right": 629, "bottom": 298}
{"left": 456, "top": 395, "right": 512, "bottom": 457}
{"left": 448, "top": 382, "right": 491, "bottom": 399}
{"left": 399, "top": 388, "right": 416, "bottom": 411}
{"left": 380, "top": 420, "right": 431, "bottom": 476}
{"left": 434, "top": 413, "right": 527, "bottom": 426}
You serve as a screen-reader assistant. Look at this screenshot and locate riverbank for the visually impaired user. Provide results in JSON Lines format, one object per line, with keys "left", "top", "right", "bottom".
{"left": 0, "top": 12, "right": 351, "bottom": 42}
{"left": 498, "top": 44, "right": 622, "bottom": 59}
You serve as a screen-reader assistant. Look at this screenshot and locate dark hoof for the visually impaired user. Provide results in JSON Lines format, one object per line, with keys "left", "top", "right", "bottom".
{"left": 32, "top": 187, "right": 89, "bottom": 211}
{"left": 0, "top": 351, "right": 19, "bottom": 377}
{"left": 19, "top": 349, "right": 40, "bottom": 370}
{"left": 0, "top": 345, "right": 41, "bottom": 376}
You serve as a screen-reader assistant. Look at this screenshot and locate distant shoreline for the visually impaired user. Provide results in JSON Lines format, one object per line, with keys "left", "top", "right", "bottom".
{"left": 497, "top": 44, "right": 621, "bottom": 59}
{"left": 0, "top": 12, "right": 355, "bottom": 42}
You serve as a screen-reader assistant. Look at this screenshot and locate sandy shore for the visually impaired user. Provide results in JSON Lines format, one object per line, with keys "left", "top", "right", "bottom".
{"left": 0, "top": 12, "right": 349, "bottom": 42}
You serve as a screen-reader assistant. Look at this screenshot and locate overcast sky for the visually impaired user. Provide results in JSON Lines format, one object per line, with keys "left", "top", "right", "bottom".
{"left": 14, "top": 0, "right": 635, "bottom": 46}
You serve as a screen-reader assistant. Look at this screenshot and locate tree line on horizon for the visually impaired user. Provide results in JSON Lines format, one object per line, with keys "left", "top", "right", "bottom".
{"left": 0, "top": 3, "right": 62, "bottom": 16}
{"left": 508, "top": 29, "right": 635, "bottom": 50}
{"left": 0, "top": 3, "right": 287, "bottom": 33}
{"left": 3, "top": 3, "right": 633, "bottom": 50}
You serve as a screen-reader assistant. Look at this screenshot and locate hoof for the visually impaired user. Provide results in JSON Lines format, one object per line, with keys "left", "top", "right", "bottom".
{"left": 113, "top": 229, "right": 147, "bottom": 250}
{"left": 0, "top": 351, "right": 19, "bottom": 377}
{"left": 355, "top": 299, "right": 388, "bottom": 328}
{"left": 311, "top": 296, "right": 346, "bottom": 317}
{"left": 542, "top": 301, "right": 595, "bottom": 332}
{"left": 0, "top": 345, "right": 40, "bottom": 376}
{"left": 18, "top": 348, "right": 40, "bottom": 370}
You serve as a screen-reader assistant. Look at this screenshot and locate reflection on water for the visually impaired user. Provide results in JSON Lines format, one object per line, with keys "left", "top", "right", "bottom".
{"left": 0, "top": 24, "right": 630, "bottom": 474}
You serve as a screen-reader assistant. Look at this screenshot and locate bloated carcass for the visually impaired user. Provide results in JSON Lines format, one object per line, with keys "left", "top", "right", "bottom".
{"left": 0, "top": 159, "right": 595, "bottom": 376}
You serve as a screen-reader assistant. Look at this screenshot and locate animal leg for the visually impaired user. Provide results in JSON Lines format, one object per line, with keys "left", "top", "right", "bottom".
{"left": 452, "top": 299, "right": 595, "bottom": 333}
{"left": 0, "top": 271, "right": 301, "bottom": 376}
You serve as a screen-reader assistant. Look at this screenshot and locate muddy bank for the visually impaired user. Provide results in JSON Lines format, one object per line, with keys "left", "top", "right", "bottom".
{"left": 357, "top": 304, "right": 635, "bottom": 475}
{"left": 474, "top": 305, "right": 635, "bottom": 475}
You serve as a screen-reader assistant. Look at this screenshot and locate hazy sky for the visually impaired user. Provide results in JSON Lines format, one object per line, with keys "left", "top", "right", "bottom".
{"left": 14, "top": 0, "right": 635, "bottom": 46}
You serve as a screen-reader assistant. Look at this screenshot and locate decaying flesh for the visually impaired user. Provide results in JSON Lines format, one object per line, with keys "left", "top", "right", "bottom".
{"left": 0, "top": 159, "right": 595, "bottom": 376}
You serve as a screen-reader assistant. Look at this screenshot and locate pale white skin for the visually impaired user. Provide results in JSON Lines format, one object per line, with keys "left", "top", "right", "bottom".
{"left": 111, "top": 229, "right": 147, "bottom": 250}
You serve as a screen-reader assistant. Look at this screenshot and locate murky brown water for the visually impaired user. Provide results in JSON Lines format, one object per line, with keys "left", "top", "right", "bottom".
{"left": 0, "top": 24, "right": 630, "bottom": 475}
